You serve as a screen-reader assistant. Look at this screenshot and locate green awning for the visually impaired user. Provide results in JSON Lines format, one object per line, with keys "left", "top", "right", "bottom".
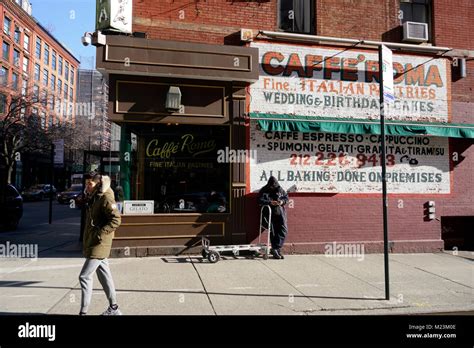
{"left": 250, "top": 113, "right": 474, "bottom": 139}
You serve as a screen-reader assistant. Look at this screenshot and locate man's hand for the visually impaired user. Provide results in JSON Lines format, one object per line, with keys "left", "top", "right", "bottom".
{"left": 270, "top": 200, "right": 280, "bottom": 206}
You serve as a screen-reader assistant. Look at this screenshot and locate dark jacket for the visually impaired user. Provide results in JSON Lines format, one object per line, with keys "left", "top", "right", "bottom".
{"left": 83, "top": 176, "right": 121, "bottom": 259}
{"left": 258, "top": 176, "right": 289, "bottom": 216}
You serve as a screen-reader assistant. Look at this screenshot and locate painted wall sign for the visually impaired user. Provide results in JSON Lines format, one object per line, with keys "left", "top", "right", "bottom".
{"left": 123, "top": 200, "right": 154, "bottom": 215}
{"left": 249, "top": 42, "right": 449, "bottom": 122}
{"left": 250, "top": 121, "right": 450, "bottom": 194}
{"left": 96, "top": 0, "right": 132, "bottom": 34}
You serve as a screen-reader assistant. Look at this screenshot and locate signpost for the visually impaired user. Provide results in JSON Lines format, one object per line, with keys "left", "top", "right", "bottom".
{"left": 49, "top": 143, "right": 55, "bottom": 224}
{"left": 379, "top": 44, "right": 392, "bottom": 301}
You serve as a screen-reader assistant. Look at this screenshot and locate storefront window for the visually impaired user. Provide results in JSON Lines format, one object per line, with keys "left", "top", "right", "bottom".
{"left": 128, "top": 124, "right": 230, "bottom": 214}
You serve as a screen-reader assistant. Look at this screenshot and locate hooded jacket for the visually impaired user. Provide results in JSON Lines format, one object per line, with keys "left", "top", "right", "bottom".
{"left": 83, "top": 176, "right": 121, "bottom": 259}
{"left": 258, "top": 176, "right": 289, "bottom": 216}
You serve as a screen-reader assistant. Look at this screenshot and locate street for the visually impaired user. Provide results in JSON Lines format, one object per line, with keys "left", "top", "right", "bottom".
{"left": 2, "top": 200, "right": 82, "bottom": 257}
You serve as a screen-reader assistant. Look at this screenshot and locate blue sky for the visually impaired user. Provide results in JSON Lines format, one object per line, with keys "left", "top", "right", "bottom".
{"left": 30, "top": 0, "right": 96, "bottom": 69}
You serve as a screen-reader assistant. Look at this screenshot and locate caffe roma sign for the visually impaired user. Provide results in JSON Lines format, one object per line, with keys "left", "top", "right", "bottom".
{"left": 249, "top": 42, "right": 450, "bottom": 123}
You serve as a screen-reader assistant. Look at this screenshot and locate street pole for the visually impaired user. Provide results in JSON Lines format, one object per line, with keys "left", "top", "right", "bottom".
{"left": 49, "top": 143, "right": 54, "bottom": 224}
{"left": 379, "top": 45, "right": 390, "bottom": 301}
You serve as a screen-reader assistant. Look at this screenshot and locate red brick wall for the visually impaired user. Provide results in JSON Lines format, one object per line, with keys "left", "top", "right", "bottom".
{"left": 132, "top": 0, "right": 473, "bottom": 253}
{"left": 316, "top": 0, "right": 400, "bottom": 42}
{"left": 133, "top": 0, "right": 276, "bottom": 45}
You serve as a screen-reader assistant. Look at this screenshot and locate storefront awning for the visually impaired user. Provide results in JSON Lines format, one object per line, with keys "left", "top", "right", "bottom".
{"left": 250, "top": 113, "right": 474, "bottom": 139}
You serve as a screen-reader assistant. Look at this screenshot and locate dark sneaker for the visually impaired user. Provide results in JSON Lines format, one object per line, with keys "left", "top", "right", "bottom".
{"left": 270, "top": 249, "right": 282, "bottom": 259}
{"left": 102, "top": 306, "right": 122, "bottom": 315}
{"left": 277, "top": 250, "right": 285, "bottom": 259}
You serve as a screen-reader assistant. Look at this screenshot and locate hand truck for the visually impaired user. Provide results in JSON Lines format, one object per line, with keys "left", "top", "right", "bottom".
{"left": 201, "top": 205, "right": 272, "bottom": 263}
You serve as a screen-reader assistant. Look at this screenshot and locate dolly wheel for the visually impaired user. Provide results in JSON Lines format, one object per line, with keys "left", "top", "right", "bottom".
{"left": 263, "top": 253, "right": 269, "bottom": 260}
{"left": 208, "top": 251, "right": 220, "bottom": 263}
{"left": 201, "top": 250, "right": 209, "bottom": 259}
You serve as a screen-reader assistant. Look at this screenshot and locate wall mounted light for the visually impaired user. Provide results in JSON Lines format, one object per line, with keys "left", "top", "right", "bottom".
{"left": 165, "top": 86, "right": 182, "bottom": 113}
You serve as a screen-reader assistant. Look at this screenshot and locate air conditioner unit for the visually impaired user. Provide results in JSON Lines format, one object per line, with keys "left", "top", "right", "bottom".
{"left": 403, "top": 21, "right": 429, "bottom": 43}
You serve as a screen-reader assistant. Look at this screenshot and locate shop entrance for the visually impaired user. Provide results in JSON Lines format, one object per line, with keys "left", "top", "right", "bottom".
{"left": 127, "top": 123, "right": 231, "bottom": 215}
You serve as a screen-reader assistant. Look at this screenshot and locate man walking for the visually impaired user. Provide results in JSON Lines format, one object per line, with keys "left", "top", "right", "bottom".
{"left": 79, "top": 173, "right": 122, "bottom": 315}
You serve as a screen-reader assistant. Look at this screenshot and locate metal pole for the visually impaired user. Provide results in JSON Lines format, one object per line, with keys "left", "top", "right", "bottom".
{"left": 79, "top": 150, "right": 87, "bottom": 242}
{"left": 379, "top": 45, "right": 390, "bottom": 301}
{"left": 49, "top": 143, "right": 54, "bottom": 224}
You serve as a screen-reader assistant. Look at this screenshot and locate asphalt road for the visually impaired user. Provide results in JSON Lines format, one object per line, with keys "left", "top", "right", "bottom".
{"left": 0, "top": 199, "right": 82, "bottom": 257}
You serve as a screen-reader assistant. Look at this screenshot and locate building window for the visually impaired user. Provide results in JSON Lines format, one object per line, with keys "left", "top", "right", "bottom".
{"left": 69, "top": 86, "right": 73, "bottom": 101}
{"left": 43, "top": 68, "right": 48, "bottom": 86}
{"left": 0, "top": 67, "right": 8, "bottom": 86}
{"left": 14, "top": 26, "right": 21, "bottom": 44}
{"left": 33, "top": 85, "right": 39, "bottom": 102}
{"left": 278, "top": 0, "right": 315, "bottom": 34}
{"left": 64, "top": 83, "right": 68, "bottom": 99}
{"left": 58, "top": 78, "right": 62, "bottom": 94}
{"left": 3, "top": 17, "right": 11, "bottom": 35}
{"left": 65, "top": 62, "right": 69, "bottom": 81}
{"left": 24, "top": 34, "right": 29, "bottom": 51}
{"left": 35, "top": 37, "right": 41, "bottom": 59}
{"left": 128, "top": 124, "right": 230, "bottom": 214}
{"left": 58, "top": 56, "right": 63, "bottom": 75}
{"left": 40, "top": 112, "right": 46, "bottom": 129}
{"left": 42, "top": 91, "right": 47, "bottom": 107}
{"left": 2, "top": 41, "right": 10, "bottom": 61}
{"left": 34, "top": 63, "right": 40, "bottom": 81}
{"left": 0, "top": 93, "right": 6, "bottom": 114}
{"left": 52, "top": 50, "right": 57, "bottom": 70}
{"left": 51, "top": 74, "right": 56, "bottom": 92}
{"left": 12, "top": 72, "right": 18, "bottom": 89}
{"left": 48, "top": 115, "right": 53, "bottom": 128}
{"left": 23, "top": 56, "right": 29, "bottom": 73}
{"left": 401, "top": 0, "right": 431, "bottom": 24}
{"left": 71, "top": 68, "right": 75, "bottom": 85}
{"left": 21, "top": 79, "right": 27, "bottom": 96}
{"left": 20, "top": 106, "right": 26, "bottom": 120}
{"left": 44, "top": 44, "right": 49, "bottom": 65}
{"left": 13, "top": 49, "right": 20, "bottom": 66}
{"left": 400, "top": 0, "right": 432, "bottom": 41}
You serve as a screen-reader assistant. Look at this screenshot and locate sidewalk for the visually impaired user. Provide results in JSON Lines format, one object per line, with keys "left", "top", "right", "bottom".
{"left": 0, "top": 249, "right": 472, "bottom": 315}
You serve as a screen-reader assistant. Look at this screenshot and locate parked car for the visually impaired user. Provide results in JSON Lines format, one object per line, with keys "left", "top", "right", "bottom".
{"left": 0, "top": 184, "right": 23, "bottom": 230}
{"left": 57, "top": 184, "right": 83, "bottom": 204}
{"left": 22, "top": 184, "right": 56, "bottom": 201}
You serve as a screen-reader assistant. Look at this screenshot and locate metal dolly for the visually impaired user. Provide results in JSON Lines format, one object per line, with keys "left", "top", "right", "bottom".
{"left": 201, "top": 205, "right": 272, "bottom": 263}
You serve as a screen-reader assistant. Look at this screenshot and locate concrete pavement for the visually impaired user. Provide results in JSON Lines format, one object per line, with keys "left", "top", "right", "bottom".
{"left": 0, "top": 251, "right": 472, "bottom": 315}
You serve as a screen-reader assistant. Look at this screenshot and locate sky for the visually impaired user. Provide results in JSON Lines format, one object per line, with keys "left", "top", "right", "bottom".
{"left": 30, "top": 0, "right": 96, "bottom": 69}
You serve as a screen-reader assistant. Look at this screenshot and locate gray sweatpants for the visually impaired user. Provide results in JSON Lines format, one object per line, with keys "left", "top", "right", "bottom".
{"left": 79, "top": 258, "right": 117, "bottom": 313}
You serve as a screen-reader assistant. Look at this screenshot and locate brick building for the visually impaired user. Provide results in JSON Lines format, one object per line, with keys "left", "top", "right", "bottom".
{"left": 0, "top": 0, "right": 80, "bottom": 189}
{"left": 94, "top": 0, "right": 474, "bottom": 256}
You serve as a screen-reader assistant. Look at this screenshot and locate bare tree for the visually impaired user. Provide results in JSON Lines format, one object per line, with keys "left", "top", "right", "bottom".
{"left": 0, "top": 85, "right": 83, "bottom": 186}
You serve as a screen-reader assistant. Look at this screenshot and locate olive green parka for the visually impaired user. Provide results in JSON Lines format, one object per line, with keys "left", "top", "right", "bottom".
{"left": 83, "top": 176, "right": 121, "bottom": 259}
